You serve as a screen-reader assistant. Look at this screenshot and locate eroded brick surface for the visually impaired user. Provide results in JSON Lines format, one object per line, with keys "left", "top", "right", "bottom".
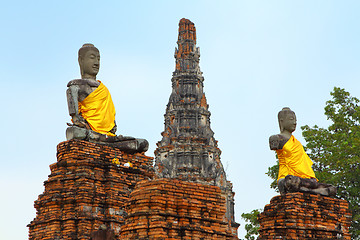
{"left": 258, "top": 193, "right": 352, "bottom": 240}
{"left": 175, "top": 18, "right": 197, "bottom": 71}
{"left": 28, "top": 140, "right": 153, "bottom": 240}
{"left": 119, "top": 178, "right": 239, "bottom": 239}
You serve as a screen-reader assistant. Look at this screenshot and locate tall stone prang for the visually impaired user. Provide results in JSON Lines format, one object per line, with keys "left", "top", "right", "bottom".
{"left": 154, "top": 18, "right": 235, "bottom": 224}
{"left": 118, "top": 20, "right": 239, "bottom": 239}
{"left": 155, "top": 18, "right": 227, "bottom": 188}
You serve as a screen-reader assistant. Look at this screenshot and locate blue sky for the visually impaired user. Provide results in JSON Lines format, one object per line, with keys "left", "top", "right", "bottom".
{"left": 1, "top": 1, "right": 360, "bottom": 239}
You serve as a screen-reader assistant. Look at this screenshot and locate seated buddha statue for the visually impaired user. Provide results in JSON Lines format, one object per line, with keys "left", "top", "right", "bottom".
{"left": 269, "top": 107, "right": 336, "bottom": 196}
{"left": 66, "top": 43, "right": 148, "bottom": 153}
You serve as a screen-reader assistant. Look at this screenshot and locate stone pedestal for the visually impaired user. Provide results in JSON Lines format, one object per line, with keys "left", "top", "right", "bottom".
{"left": 258, "top": 193, "right": 352, "bottom": 240}
{"left": 28, "top": 140, "right": 153, "bottom": 240}
{"left": 119, "top": 178, "right": 239, "bottom": 239}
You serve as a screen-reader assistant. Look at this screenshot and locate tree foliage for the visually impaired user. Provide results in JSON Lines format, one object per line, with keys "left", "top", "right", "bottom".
{"left": 241, "top": 209, "right": 261, "bottom": 240}
{"left": 302, "top": 87, "right": 360, "bottom": 238}
{"left": 266, "top": 87, "right": 360, "bottom": 239}
{"left": 266, "top": 159, "right": 279, "bottom": 192}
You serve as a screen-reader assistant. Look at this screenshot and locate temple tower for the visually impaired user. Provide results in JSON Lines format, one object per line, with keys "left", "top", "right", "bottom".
{"left": 155, "top": 18, "right": 227, "bottom": 188}
{"left": 119, "top": 19, "right": 239, "bottom": 239}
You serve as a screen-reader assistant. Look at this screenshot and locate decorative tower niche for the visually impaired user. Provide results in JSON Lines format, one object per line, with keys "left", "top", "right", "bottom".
{"left": 155, "top": 18, "right": 227, "bottom": 188}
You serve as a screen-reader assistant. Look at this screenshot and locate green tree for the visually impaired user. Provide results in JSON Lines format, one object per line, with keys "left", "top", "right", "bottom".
{"left": 266, "top": 87, "right": 360, "bottom": 239}
{"left": 241, "top": 209, "right": 261, "bottom": 240}
{"left": 265, "top": 159, "right": 279, "bottom": 192}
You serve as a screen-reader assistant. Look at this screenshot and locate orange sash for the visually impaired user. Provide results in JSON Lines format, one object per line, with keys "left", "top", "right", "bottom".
{"left": 276, "top": 135, "right": 317, "bottom": 181}
{"left": 79, "top": 81, "right": 116, "bottom": 136}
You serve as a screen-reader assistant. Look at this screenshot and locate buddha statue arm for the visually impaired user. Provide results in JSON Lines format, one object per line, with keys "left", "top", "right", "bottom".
{"left": 66, "top": 84, "right": 88, "bottom": 128}
{"left": 269, "top": 134, "right": 289, "bottom": 150}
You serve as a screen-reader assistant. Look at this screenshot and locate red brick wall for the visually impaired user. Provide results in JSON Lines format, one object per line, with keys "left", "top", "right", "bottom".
{"left": 258, "top": 192, "right": 352, "bottom": 240}
{"left": 119, "top": 178, "right": 239, "bottom": 239}
{"left": 28, "top": 140, "right": 153, "bottom": 240}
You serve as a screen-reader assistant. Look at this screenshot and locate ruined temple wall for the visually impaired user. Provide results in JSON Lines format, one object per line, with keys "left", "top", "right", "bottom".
{"left": 119, "top": 178, "right": 239, "bottom": 240}
{"left": 28, "top": 140, "right": 153, "bottom": 240}
{"left": 258, "top": 192, "right": 352, "bottom": 240}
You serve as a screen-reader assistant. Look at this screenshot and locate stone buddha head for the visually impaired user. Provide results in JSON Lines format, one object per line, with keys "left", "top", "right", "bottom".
{"left": 78, "top": 43, "right": 100, "bottom": 80}
{"left": 278, "top": 107, "right": 297, "bottom": 134}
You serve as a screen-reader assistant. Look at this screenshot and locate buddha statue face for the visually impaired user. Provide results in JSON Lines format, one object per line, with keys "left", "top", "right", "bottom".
{"left": 78, "top": 44, "right": 100, "bottom": 79}
{"left": 278, "top": 108, "right": 297, "bottom": 133}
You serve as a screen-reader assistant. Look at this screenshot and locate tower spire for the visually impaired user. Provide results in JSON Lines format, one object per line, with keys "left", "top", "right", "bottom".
{"left": 155, "top": 19, "right": 227, "bottom": 188}
{"left": 174, "top": 18, "right": 200, "bottom": 73}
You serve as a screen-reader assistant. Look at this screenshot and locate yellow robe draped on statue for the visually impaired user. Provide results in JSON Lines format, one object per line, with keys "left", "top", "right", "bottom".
{"left": 78, "top": 81, "right": 116, "bottom": 136}
{"left": 276, "top": 135, "right": 317, "bottom": 181}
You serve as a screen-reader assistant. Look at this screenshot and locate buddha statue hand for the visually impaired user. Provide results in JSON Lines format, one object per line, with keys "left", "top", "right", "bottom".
{"left": 72, "top": 114, "right": 90, "bottom": 129}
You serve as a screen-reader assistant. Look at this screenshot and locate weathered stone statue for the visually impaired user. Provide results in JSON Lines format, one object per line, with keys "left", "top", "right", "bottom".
{"left": 66, "top": 43, "right": 148, "bottom": 153}
{"left": 269, "top": 107, "right": 336, "bottom": 196}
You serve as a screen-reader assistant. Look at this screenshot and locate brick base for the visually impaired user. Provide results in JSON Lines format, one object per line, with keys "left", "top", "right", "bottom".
{"left": 28, "top": 140, "right": 153, "bottom": 240}
{"left": 119, "top": 178, "right": 239, "bottom": 239}
{"left": 258, "top": 193, "right": 352, "bottom": 240}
